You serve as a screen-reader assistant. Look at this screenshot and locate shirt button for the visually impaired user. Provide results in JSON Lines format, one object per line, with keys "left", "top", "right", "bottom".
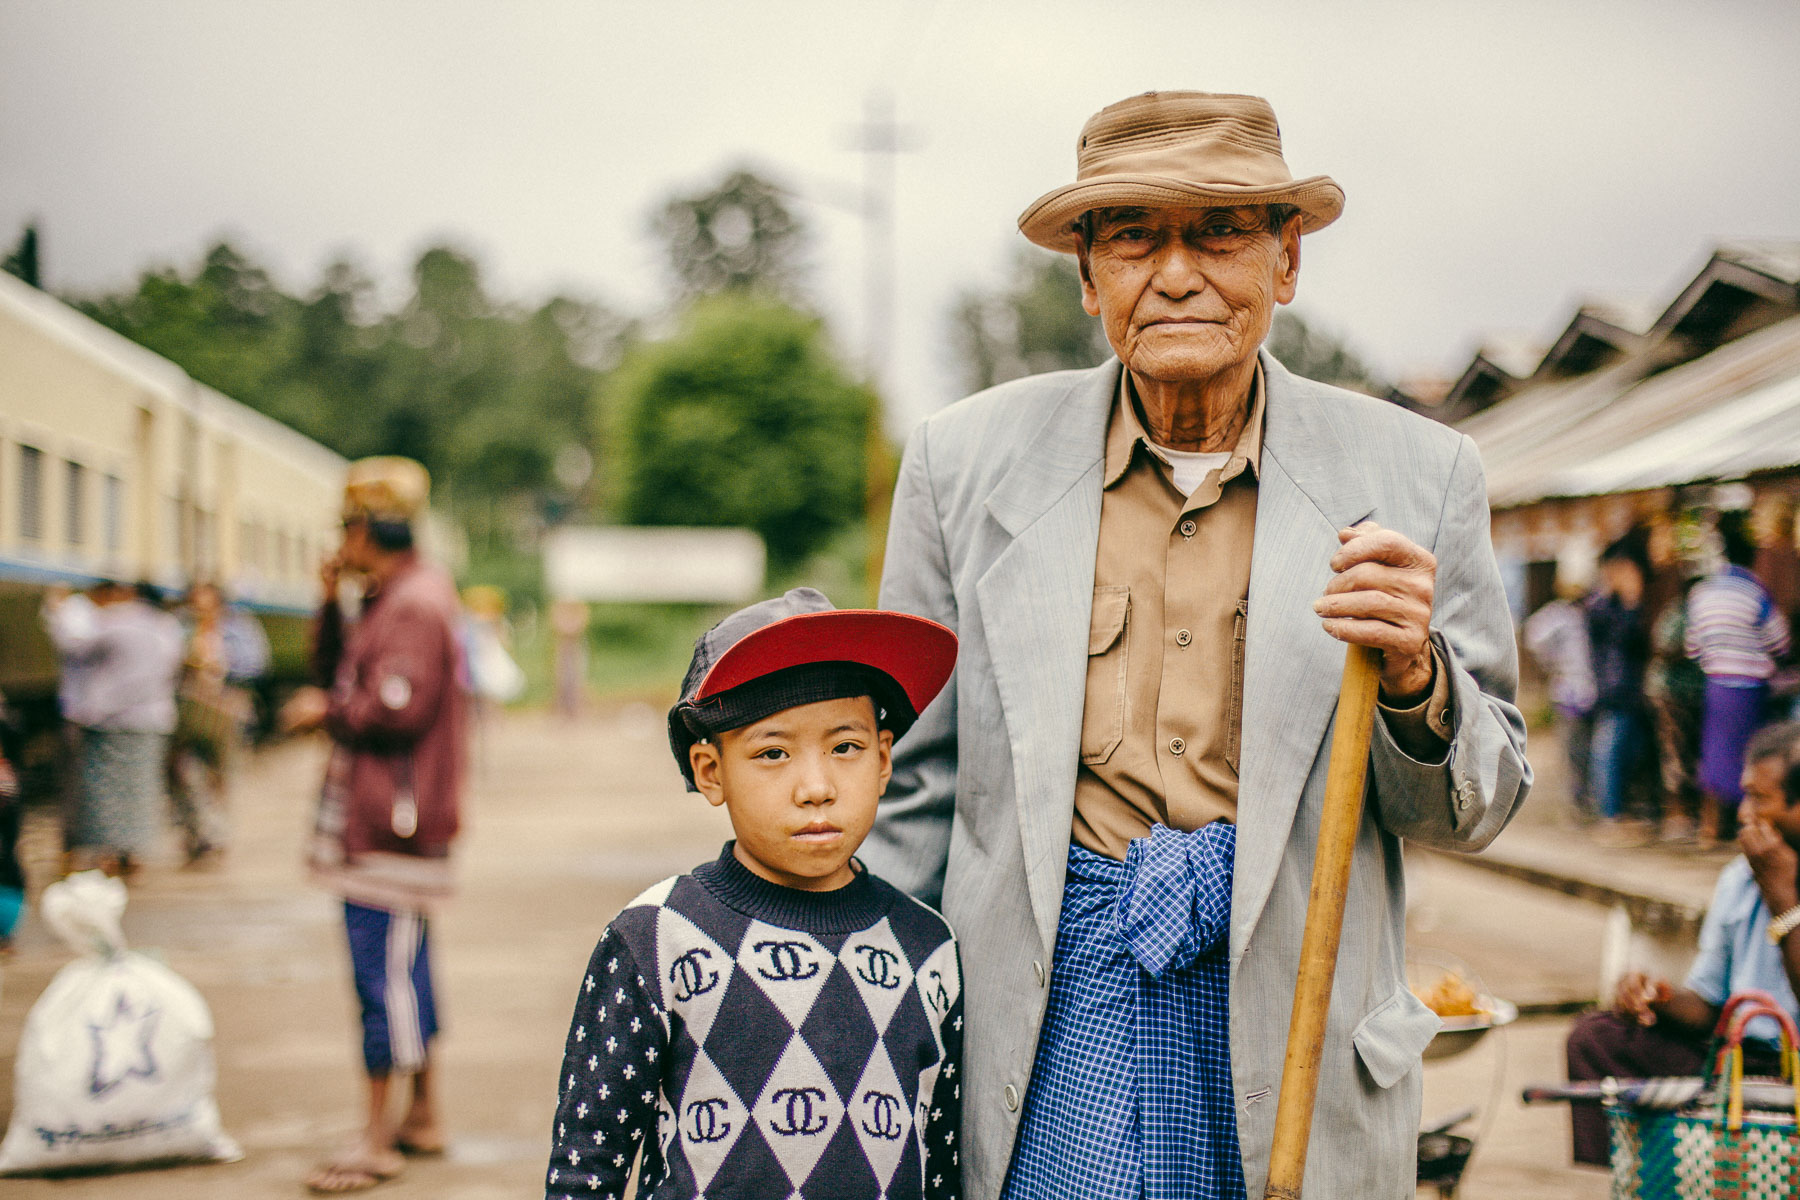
{"left": 1169, "top": 737, "right": 1186, "bottom": 756}
{"left": 1176, "top": 628, "right": 1192, "bottom": 647}
{"left": 1033, "top": 960, "right": 1046, "bottom": 987}
{"left": 1179, "top": 519, "right": 1197, "bottom": 538}
{"left": 1004, "top": 1084, "right": 1020, "bottom": 1111}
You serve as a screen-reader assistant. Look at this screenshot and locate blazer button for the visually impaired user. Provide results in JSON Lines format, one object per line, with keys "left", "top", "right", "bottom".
{"left": 1169, "top": 736, "right": 1186, "bottom": 756}
{"left": 1033, "top": 960, "right": 1046, "bottom": 987}
{"left": 1175, "top": 628, "right": 1192, "bottom": 647}
{"left": 1179, "top": 519, "right": 1197, "bottom": 538}
{"left": 1004, "top": 1084, "right": 1020, "bottom": 1111}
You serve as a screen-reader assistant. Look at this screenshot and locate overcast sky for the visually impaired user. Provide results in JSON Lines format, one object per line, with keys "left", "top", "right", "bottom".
{"left": 4, "top": 0, "right": 1798, "bottom": 431}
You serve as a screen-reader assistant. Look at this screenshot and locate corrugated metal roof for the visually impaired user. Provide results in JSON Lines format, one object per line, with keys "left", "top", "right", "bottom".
{"left": 1719, "top": 240, "right": 1800, "bottom": 288}
{"left": 1464, "top": 314, "right": 1800, "bottom": 507}
{"left": 1476, "top": 332, "right": 1546, "bottom": 381}
{"left": 1540, "top": 371, "right": 1800, "bottom": 497}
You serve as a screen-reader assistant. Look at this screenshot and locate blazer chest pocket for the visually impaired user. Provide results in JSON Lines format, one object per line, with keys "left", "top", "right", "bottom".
{"left": 1352, "top": 985, "right": 1442, "bottom": 1089}
{"left": 1080, "top": 585, "right": 1131, "bottom": 765}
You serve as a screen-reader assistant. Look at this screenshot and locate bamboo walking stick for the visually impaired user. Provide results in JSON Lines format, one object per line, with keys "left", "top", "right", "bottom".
{"left": 1263, "top": 643, "right": 1384, "bottom": 1200}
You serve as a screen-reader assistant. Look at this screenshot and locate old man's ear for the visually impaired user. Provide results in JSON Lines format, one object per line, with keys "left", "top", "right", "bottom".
{"left": 1275, "top": 211, "right": 1303, "bottom": 304}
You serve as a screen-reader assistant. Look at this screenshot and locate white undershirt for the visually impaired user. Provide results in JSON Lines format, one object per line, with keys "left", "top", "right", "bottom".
{"left": 1147, "top": 444, "right": 1233, "bottom": 497}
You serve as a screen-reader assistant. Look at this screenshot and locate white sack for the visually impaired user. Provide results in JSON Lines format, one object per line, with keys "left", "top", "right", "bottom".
{"left": 0, "top": 872, "right": 241, "bottom": 1174}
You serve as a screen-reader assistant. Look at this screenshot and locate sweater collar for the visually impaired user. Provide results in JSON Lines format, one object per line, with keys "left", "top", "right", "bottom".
{"left": 693, "top": 842, "right": 892, "bottom": 934}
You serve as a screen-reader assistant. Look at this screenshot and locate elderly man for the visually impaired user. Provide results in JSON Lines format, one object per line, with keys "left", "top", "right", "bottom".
{"left": 283, "top": 457, "right": 468, "bottom": 1194}
{"left": 863, "top": 92, "right": 1529, "bottom": 1199}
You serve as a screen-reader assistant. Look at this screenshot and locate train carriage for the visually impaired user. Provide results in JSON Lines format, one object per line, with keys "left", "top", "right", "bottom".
{"left": 0, "top": 269, "right": 345, "bottom": 754}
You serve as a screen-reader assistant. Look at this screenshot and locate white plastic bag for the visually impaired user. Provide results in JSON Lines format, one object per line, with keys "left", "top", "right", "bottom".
{"left": 0, "top": 872, "right": 241, "bottom": 1174}
{"left": 466, "top": 623, "right": 526, "bottom": 702}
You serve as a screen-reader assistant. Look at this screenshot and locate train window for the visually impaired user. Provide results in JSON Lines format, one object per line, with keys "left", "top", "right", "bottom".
{"left": 103, "top": 475, "right": 123, "bottom": 558}
{"left": 65, "top": 460, "right": 86, "bottom": 547}
{"left": 18, "top": 444, "right": 43, "bottom": 541}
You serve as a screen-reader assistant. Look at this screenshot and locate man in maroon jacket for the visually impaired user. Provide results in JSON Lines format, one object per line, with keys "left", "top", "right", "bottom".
{"left": 283, "top": 456, "right": 468, "bottom": 1194}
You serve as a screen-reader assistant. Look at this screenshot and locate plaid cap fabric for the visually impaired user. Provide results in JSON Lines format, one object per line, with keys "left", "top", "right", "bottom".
{"left": 666, "top": 588, "right": 956, "bottom": 790}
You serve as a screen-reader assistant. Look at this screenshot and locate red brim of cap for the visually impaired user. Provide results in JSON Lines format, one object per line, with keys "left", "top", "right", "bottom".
{"left": 695, "top": 609, "right": 957, "bottom": 718}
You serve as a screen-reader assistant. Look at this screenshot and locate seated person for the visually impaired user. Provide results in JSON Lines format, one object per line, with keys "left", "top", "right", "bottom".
{"left": 545, "top": 588, "right": 964, "bottom": 1200}
{"left": 1565, "top": 720, "right": 1800, "bottom": 1165}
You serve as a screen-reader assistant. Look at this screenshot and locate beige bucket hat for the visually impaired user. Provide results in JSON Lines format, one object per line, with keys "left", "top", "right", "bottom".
{"left": 1018, "top": 91, "right": 1344, "bottom": 254}
{"left": 342, "top": 456, "right": 430, "bottom": 523}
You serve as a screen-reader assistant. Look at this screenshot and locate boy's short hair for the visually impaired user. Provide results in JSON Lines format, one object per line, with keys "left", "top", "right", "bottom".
{"left": 666, "top": 588, "right": 956, "bottom": 791}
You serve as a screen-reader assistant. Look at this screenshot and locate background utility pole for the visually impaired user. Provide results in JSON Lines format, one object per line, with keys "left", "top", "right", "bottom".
{"left": 848, "top": 88, "right": 915, "bottom": 597}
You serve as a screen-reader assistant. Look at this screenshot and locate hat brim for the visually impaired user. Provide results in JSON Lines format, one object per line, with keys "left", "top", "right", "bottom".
{"left": 694, "top": 609, "right": 957, "bottom": 722}
{"left": 1018, "top": 173, "right": 1344, "bottom": 253}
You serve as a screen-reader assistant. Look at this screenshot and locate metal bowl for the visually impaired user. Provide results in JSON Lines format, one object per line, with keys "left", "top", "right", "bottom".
{"left": 1423, "top": 996, "right": 1518, "bottom": 1061}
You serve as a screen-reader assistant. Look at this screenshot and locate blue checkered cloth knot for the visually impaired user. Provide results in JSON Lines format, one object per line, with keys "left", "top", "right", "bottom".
{"left": 1002, "top": 822, "right": 1244, "bottom": 1200}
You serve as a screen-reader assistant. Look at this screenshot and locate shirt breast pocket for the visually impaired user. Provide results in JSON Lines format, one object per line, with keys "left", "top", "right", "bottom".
{"left": 1080, "top": 585, "right": 1131, "bottom": 766}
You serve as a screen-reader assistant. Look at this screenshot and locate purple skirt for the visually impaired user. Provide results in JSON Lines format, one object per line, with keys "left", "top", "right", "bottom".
{"left": 1697, "top": 678, "right": 1767, "bottom": 803}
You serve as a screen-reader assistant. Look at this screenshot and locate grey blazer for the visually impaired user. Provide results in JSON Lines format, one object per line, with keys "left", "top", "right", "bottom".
{"left": 863, "top": 353, "right": 1530, "bottom": 1199}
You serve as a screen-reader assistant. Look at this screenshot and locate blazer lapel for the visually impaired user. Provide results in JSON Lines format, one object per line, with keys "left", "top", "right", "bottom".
{"left": 1232, "top": 353, "right": 1376, "bottom": 951}
{"left": 977, "top": 361, "right": 1117, "bottom": 953}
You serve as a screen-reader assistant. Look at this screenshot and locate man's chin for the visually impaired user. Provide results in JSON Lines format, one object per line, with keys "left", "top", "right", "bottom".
{"left": 1124, "top": 349, "right": 1252, "bottom": 387}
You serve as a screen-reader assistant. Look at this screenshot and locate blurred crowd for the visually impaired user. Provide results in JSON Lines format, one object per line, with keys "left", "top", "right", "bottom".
{"left": 1523, "top": 507, "right": 1799, "bottom": 848}
{"left": 25, "top": 580, "right": 269, "bottom": 885}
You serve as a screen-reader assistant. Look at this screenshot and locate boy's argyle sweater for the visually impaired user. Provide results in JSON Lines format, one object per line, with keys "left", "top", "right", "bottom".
{"left": 546, "top": 844, "right": 963, "bottom": 1200}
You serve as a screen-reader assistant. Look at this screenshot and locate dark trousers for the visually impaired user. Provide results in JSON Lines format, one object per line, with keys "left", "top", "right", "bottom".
{"left": 1565, "top": 1010, "right": 1781, "bottom": 1165}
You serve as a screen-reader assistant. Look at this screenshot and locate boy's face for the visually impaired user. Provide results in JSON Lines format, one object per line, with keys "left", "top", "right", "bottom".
{"left": 689, "top": 695, "right": 893, "bottom": 892}
{"left": 1739, "top": 756, "right": 1800, "bottom": 846}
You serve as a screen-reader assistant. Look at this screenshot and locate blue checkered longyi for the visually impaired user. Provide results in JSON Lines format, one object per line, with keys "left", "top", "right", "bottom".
{"left": 1001, "top": 822, "right": 1243, "bottom": 1200}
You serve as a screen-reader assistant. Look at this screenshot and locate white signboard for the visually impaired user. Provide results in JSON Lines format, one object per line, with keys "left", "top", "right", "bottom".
{"left": 543, "top": 526, "right": 765, "bottom": 604}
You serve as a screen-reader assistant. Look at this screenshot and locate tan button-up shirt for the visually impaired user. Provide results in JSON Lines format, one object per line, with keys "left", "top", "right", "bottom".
{"left": 1072, "top": 369, "right": 1453, "bottom": 861}
{"left": 1072, "top": 372, "right": 1264, "bottom": 859}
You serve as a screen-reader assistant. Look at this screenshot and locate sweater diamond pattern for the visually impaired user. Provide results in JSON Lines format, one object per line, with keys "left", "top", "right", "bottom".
{"left": 676, "top": 1047, "right": 747, "bottom": 1192}
{"left": 656, "top": 908, "right": 733, "bottom": 1039}
{"left": 839, "top": 918, "right": 915, "bottom": 1031}
{"left": 738, "top": 923, "right": 833, "bottom": 1027}
{"left": 850, "top": 1044, "right": 913, "bottom": 1189}
{"left": 546, "top": 849, "right": 963, "bottom": 1200}
{"left": 755, "top": 1036, "right": 844, "bottom": 1187}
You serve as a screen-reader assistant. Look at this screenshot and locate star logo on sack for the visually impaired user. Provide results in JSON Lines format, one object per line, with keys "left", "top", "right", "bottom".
{"left": 87, "top": 992, "right": 161, "bottom": 1097}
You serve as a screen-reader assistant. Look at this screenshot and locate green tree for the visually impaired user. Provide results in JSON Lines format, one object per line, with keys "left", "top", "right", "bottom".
{"left": 1267, "top": 310, "right": 1382, "bottom": 393}
{"left": 3, "top": 223, "right": 41, "bottom": 288}
{"left": 951, "top": 248, "right": 1110, "bottom": 393}
{"left": 66, "top": 239, "right": 623, "bottom": 536}
{"left": 77, "top": 241, "right": 296, "bottom": 407}
{"left": 603, "top": 294, "right": 871, "bottom": 568}
{"left": 652, "top": 168, "right": 808, "bottom": 303}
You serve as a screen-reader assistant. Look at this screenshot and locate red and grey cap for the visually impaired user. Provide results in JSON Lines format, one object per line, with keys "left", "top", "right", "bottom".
{"left": 667, "top": 587, "right": 957, "bottom": 790}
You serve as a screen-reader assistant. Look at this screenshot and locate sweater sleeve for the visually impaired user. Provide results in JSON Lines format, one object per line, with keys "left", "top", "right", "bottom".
{"left": 546, "top": 926, "right": 665, "bottom": 1200}
{"left": 922, "top": 942, "right": 964, "bottom": 1200}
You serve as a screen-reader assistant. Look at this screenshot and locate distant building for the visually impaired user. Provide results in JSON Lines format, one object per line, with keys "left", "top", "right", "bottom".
{"left": 1442, "top": 242, "right": 1800, "bottom": 617}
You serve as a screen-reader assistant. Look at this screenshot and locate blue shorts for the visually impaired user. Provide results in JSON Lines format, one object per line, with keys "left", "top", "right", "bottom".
{"left": 343, "top": 900, "right": 439, "bottom": 1074}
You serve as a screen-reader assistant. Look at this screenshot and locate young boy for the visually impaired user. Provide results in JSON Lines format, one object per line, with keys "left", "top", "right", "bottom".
{"left": 546, "top": 588, "right": 963, "bottom": 1200}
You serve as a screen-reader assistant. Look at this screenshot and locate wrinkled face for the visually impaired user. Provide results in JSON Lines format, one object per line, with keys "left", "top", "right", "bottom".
{"left": 1077, "top": 205, "right": 1300, "bottom": 387}
{"left": 1740, "top": 756, "right": 1800, "bottom": 846}
{"left": 690, "top": 695, "right": 894, "bottom": 892}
